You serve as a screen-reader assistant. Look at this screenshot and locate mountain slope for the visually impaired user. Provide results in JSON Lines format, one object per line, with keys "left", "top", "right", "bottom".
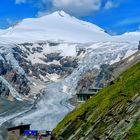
{"left": 52, "top": 61, "right": 140, "bottom": 140}
{"left": 0, "top": 11, "right": 111, "bottom": 43}
{"left": 1, "top": 11, "right": 140, "bottom": 44}
{"left": 115, "top": 31, "right": 140, "bottom": 42}
{"left": 0, "top": 40, "right": 138, "bottom": 133}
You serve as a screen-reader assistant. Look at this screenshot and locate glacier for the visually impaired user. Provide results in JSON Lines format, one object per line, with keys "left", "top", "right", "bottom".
{"left": 10, "top": 41, "right": 138, "bottom": 131}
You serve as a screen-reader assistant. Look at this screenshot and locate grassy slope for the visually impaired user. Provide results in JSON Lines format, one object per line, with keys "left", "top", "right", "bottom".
{"left": 126, "top": 120, "right": 140, "bottom": 140}
{"left": 52, "top": 62, "right": 140, "bottom": 139}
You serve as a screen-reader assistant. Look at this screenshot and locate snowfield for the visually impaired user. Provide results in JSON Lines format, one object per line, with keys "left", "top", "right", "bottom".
{"left": 0, "top": 11, "right": 111, "bottom": 43}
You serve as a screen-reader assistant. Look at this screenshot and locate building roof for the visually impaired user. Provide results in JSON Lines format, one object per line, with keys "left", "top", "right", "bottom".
{"left": 77, "top": 91, "right": 97, "bottom": 95}
{"left": 77, "top": 87, "right": 102, "bottom": 95}
{"left": 8, "top": 124, "right": 31, "bottom": 131}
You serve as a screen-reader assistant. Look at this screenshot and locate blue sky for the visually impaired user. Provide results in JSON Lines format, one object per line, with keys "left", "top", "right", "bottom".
{"left": 0, "top": 0, "right": 140, "bottom": 35}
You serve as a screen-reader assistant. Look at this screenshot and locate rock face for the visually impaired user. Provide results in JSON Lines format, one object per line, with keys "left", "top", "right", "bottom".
{"left": 52, "top": 60, "right": 140, "bottom": 140}
{"left": 0, "top": 80, "right": 10, "bottom": 97}
{"left": 0, "top": 60, "right": 30, "bottom": 98}
{"left": 0, "top": 41, "right": 80, "bottom": 100}
{"left": 0, "top": 51, "right": 30, "bottom": 99}
{"left": 76, "top": 64, "right": 113, "bottom": 93}
{"left": 76, "top": 51, "right": 140, "bottom": 94}
{"left": 14, "top": 42, "right": 79, "bottom": 82}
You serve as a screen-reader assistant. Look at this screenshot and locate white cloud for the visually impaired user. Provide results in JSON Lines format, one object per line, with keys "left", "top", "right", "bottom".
{"left": 41, "top": 0, "right": 119, "bottom": 17}
{"left": 15, "top": 0, "right": 27, "bottom": 4}
{"left": 104, "top": 0, "right": 119, "bottom": 10}
{"left": 15, "top": 0, "right": 120, "bottom": 17}
{"left": 51, "top": 0, "right": 101, "bottom": 17}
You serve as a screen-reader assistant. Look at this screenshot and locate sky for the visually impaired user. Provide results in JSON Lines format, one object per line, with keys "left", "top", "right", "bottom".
{"left": 0, "top": 0, "right": 140, "bottom": 35}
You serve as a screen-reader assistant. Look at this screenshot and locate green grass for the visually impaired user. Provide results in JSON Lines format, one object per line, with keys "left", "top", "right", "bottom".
{"left": 127, "top": 121, "right": 140, "bottom": 140}
{"left": 52, "top": 62, "right": 140, "bottom": 139}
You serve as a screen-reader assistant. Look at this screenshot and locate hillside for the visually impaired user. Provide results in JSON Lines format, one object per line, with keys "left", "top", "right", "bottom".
{"left": 52, "top": 61, "right": 140, "bottom": 140}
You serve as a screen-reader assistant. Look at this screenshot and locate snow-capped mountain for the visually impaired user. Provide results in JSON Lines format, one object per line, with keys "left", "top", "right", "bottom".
{"left": 1, "top": 10, "right": 140, "bottom": 43}
{"left": 115, "top": 31, "right": 140, "bottom": 42}
{"left": 0, "top": 10, "right": 140, "bottom": 137}
{"left": 0, "top": 11, "right": 111, "bottom": 43}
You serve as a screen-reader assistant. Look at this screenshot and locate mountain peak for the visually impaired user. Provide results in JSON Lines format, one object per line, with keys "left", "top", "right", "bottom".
{"left": 0, "top": 10, "right": 111, "bottom": 43}
{"left": 50, "top": 10, "right": 72, "bottom": 18}
{"left": 56, "top": 10, "right": 68, "bottom": 16}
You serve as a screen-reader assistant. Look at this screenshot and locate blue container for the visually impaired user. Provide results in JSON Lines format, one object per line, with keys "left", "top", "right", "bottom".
{"left": 24, "top": 130, "right": 38, "bottom": 135}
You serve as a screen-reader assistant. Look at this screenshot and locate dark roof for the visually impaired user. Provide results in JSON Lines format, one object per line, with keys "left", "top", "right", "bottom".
{"left": 77, "top": 87, "right": 102, "bottom": 95}
{"left": 77, "top": 91, "right": 97, "bottom": 95}
{"left": 8, "top": 124, "right": 31, "bottom": 131}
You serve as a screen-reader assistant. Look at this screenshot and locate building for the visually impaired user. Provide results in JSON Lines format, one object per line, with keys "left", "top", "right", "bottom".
{"left": 35, "top": 130, "right": 51, "bottom": 140}
{"left": 77, "top": 87, "right": 101, "bottom": 102}
{"left": 8, "top": 124, "right": 30, "bottom": 140}
{"left": 8, "top": 124, "right": 51, "bottom": 140}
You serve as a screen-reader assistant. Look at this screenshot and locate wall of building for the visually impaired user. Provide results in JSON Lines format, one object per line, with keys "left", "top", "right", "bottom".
{"left": 8, "top": 129, "right": 20, "bottom": 140}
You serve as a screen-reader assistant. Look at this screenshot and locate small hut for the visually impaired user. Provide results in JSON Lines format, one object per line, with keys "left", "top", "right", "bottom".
{"left": 8, "top": 124, "right": 30, "bottom": 140}
{"left": 77, "top": 87, "right": 101, "bottom": 102}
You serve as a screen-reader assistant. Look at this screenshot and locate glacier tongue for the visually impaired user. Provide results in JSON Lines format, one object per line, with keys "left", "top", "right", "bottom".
{"left": 13, "top": 82, "right": 74, "bottom": 130}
